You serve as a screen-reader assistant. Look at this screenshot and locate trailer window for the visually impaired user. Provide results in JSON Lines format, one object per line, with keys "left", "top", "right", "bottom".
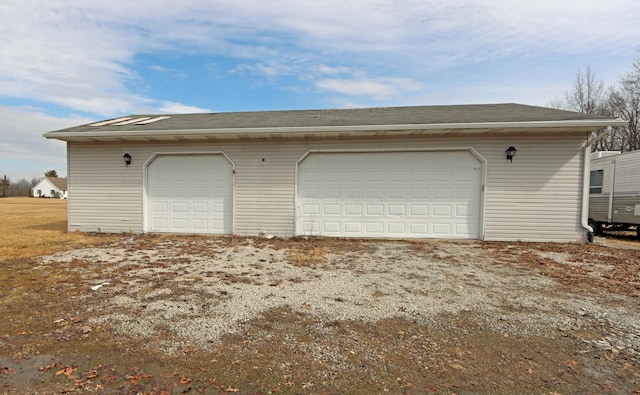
{"left": 590, "top": 170, "right": 604, "bottom": 194}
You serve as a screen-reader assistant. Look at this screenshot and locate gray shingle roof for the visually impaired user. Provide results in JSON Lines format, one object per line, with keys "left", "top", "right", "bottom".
{"left": 48, "top": 177, "right": 67, "bottom": 190}
{"left": 44, "top": 103, "right": 624, "bottom": 141}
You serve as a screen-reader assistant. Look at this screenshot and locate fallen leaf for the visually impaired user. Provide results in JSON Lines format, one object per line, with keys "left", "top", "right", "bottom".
{"left": 564, "top": 360, "right": 578, "bottom": 368}
{"left": 56, "top": 366, "right": 76, "bottom": 378}
{"left": 226, "top": 385, "right": 240, "bottom": 392}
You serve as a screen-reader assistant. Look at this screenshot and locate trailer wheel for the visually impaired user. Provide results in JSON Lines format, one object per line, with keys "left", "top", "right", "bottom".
{"left": 588, "top": 219, "right": 601, "bottom": 236}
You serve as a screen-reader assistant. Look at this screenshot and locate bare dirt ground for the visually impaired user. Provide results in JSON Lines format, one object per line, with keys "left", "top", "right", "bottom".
{"left": 1, "top": 198, "right": 639, "bottom": 394}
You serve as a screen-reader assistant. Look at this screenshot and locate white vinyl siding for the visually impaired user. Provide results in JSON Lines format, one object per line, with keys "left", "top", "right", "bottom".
{"left": 66, "top": 132, "right": 587, "bottom": 242}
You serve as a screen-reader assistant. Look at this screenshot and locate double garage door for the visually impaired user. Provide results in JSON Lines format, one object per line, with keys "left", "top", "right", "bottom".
{"left": 145, "top": 151, "right": 482, "bottom": 238}
{"left": 296, "top": 151, "right": 482, "bottom": 239}
{"left": 146, "top": 154, "right": 233, "bottom": 234}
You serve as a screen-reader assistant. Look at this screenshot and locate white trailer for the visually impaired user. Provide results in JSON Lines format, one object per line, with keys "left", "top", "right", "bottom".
{"left": 588, "top": 150, "right": 640, "bottom": 237}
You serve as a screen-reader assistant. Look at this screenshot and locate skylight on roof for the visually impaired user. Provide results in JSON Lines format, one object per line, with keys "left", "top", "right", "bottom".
{"left": 88, "top": 117, "right": 132, "bottom": 127}
{"left": 110, "top": 117, "right": 152, "bottom": 126}
{"left": 135, "top": 116, "right": 170, "bottom": 125}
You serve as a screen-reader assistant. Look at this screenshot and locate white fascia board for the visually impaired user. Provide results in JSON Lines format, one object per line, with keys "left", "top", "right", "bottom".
{"left": 44, "top": 118, "right": 627, "bottom": 141}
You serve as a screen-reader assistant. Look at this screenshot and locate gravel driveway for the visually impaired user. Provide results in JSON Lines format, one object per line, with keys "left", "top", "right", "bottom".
{"left": 38, "top": 236, "right": 640, "bottom": 361}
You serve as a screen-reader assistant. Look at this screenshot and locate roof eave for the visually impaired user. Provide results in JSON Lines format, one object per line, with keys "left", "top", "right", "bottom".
{"left": 43, "top": 119, "right": 628, "bottom": 141}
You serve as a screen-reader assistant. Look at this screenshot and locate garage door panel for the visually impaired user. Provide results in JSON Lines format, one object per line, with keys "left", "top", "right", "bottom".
{"left": 388, "top": 188, "right": 406, "bottom": 199}
{"left": 411, "top": 188, "right": 429, "bottom": 199}
{"left": 303, "top": 204, "right": 320, "bottom": 215}
{"left": 323, "top": 222, "right": 341, "bottom": 232}
{"left": 410, "top": 223, "right": 428, "bottom": 234}
{"left": 172, "top": 188, "right": 188, "bottom": 198}
{"left": 456, "top": 187, "right": 476, "bottom": 199}
{"left": 193, "top": 202, "right": 208, "bottom": 213}
{"left": 433, "top": 205, "right": 452, "bottom": 216}
{"left": 388, "top": 223, "right": 406, "bottom": 233}
{"left": 363, "top": 223, "right": 380, "bottom": 233}
{"left": 345, "top": 223, "right": 361, "bottom": 232}
{"left": 455, "top": 204, "right": 471, "bottom": 217}
{"left": 435, "top": 170, "right": 454, "bottom": 181}
{"left": 296, "top": 151, "right": 481, "bottom": 239}
{"left": 366, "top": 188, "right": 385, "bottom": 199}
{"left": 324, "top": 171, "right": 342, "bottom": 182}
{"left": 433, "top": 223, "right": 452, "bottom": 235}
{"left": 152, "top": 218, "right": 168, "bottom": 228}
{"left": 366, "top": 204, "right": 384, "bottom": 216}
{"left": 410, "top": 205, "right": 428, "bottom": 216}
{"left": 388, "top": 205, "right": 406, "bottom": 216}
{"left": 434, "top": 188, "right": 453, "bottom": 199}
{"left": 147, "top": 155, "right": 232, "bottom": 234}
{"left": 345, "top": 205, "right": 362, "bottom": 215}
{"left": 172, "top": 219, "right": 188, "bottom": 229}
{"left": 324, "top": 204, "right": 341, "bottom": 215}
{"left": 345, "top": 188, "right": 362, "bottom": 198}
{"left": 366, "top": 171, "right": 385, "bottom": 181}
{"left": 152, "top": 202, "right": 169, "bottom": 213}
{"left": 192, "top": 219, "right": 208, "bottom": 229}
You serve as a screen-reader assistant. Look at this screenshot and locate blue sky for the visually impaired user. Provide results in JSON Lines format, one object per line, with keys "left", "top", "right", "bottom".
{"left": 1, "top": 0, "right": 639, "bottom": 181}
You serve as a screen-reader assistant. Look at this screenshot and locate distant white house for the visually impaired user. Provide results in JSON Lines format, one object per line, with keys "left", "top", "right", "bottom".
{"left": 32, "top": 177, "right": 68, "bottom": 198}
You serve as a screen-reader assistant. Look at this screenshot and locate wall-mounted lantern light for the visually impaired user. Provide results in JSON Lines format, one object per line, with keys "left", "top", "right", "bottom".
{"left": 123, "top": 153, "right": 132, "bottom": 166}
{"left": 505, "top": 146, "right": 517, "bottom": 162}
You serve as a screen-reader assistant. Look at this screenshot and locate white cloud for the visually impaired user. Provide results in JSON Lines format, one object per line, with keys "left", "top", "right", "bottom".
{"left": 0, "top": 0, "right": 638, "bottom": 116}
{"left": 157, "top": 102, "right": 212, "bottom": 114}
{"left": 316, "top": 78, "right": 424, "bottom": 101}
{"left": 0, "top": 106, "right": 94, "bottom": 180}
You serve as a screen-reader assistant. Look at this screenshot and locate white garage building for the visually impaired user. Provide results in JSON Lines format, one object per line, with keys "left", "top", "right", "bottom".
{"left": 43, "top": 103, "right": 624, "bottom": 242}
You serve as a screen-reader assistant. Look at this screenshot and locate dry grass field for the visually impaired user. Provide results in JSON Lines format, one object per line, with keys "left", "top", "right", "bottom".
{"left": 0, "top": 197, "right": 114, "bottom": 262}
{"left": 1, "top": 197, "right": 639, "bottom": 394}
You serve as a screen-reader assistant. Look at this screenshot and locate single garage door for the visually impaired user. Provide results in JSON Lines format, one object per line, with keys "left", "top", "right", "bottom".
{"left": 146, "top": 154, "right": 233, "bottom": 234}
{"left": 296, "top": 151, "right": 482, "bottom": 238}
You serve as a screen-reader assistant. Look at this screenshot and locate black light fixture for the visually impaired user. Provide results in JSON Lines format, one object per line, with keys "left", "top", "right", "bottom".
{"left": 123, "top": 153, "right": 132, "bottom": 166}
{"left": 505, "top": 146, "right": 517, "bottom": 162}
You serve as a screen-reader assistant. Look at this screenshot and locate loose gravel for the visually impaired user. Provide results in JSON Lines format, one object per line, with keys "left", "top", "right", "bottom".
{"left": 37, "top": 236, "right": 640, "bottom": 359}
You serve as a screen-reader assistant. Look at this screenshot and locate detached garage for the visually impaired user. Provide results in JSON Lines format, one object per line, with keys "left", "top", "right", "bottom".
{"left": 43, "top": 103, "right": 625, "bottom": 242}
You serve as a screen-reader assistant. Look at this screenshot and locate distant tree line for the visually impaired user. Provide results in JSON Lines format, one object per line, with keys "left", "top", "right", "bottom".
{"left": 0, "top": 170, "right": 59, "bottom": 197}
{"left": 550, "top": 50, "right": 640, "bottom": 152}
{"left": 549, "top": 50, "right": 640, "bottom": 152}
{"left": 1, "top": 176, "right": 40, "bottom": 197}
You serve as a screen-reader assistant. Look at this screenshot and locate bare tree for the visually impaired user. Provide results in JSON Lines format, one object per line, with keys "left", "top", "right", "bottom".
{"left": 612, "top": 52, "right": 640, "bottom": 151}
{"left": 9, "top": 178, "right": 33, "bottom": 197}
{"left": 552, "top": 67, "right": 616, "bottom": 151}
{"left": 0, "top": 175, "right": 9, "bottom": 197}
{"left": 552, "top": 53, "right": 640, "bottom": 152}
{"left": 607, "top": 87, "right": 640, "bottom": 151}
{"left": 564, "top": 67, "right": 607, "bottom": 114}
